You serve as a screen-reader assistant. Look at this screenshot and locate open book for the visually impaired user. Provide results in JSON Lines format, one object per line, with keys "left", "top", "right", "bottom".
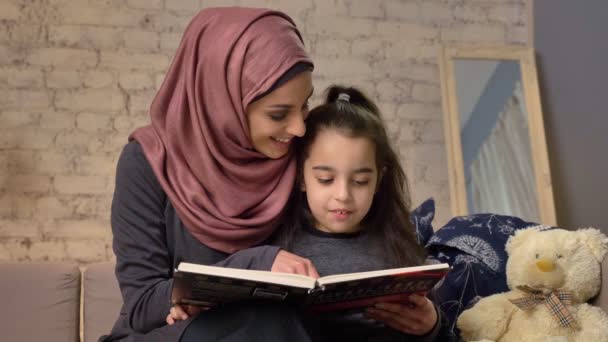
{"left": 172, "top": 262, "right": 449, "bottom": 313}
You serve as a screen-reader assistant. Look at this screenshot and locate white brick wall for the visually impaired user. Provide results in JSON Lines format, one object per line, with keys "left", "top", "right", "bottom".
{"left": 0, "top": 0, "right": 527, "bottom": 264}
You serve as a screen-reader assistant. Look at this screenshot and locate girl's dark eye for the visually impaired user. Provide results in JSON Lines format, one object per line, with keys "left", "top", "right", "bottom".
{"left": 353, "top": 180, "right": 369, "bottom": 186}
{"left": 317, "top": 178, "right": 333, "bottom": 184}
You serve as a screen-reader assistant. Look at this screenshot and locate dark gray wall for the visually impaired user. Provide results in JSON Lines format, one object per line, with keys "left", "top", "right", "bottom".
{"left": 534, "top": 0, "right": 608, "bottom": 232}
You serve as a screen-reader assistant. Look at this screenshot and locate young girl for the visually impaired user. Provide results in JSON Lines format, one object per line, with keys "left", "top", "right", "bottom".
{"left": 277, "top": 85, "right": 440, "bottom": 341}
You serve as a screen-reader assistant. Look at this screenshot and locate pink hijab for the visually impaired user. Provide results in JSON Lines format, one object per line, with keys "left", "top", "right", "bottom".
{"left": 130, "top": 7, "right": 313, "bottom": 253}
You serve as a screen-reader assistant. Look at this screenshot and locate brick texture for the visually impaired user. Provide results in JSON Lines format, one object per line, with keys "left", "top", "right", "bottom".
{"left": 0, "top": 0, "right": 527, "bottom": 264}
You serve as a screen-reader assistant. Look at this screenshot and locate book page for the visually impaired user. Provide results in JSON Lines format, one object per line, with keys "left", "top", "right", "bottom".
{"left": 317, "top": 263, "right": 449, "bottom": 286}
{"left": 177, "top": 262, "right": 317, "bottom": 289}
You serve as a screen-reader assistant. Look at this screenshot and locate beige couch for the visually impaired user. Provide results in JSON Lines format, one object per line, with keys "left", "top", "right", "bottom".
{"left": 0, "top": 262, "right": 121, "bottom": 342}
{"left": 1, "top": 259, "right": 607, "bottom": 342}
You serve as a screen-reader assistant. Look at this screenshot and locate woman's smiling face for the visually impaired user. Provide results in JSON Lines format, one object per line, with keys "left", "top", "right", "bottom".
{"left": 246, "top": 71, "right": 313, "bottom": 159}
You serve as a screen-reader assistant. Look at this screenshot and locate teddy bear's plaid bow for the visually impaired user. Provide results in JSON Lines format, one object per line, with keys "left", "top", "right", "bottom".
{"left": 509, "top": 285, "right": 579, "bottom": 329}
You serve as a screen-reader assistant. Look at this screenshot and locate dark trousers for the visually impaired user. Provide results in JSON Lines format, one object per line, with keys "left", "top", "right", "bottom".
{"left": 180, "top": 302, "right": 314, "bottom": 342}
{"left": 179, "top": 303, "right": 413, "bottom": 342}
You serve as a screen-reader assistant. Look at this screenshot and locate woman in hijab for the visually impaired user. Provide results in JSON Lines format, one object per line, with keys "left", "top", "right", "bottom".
{"left": 102, "top": 7, "right": 317, "bottom": 342}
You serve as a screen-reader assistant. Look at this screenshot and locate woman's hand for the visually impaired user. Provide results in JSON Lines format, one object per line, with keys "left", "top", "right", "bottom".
{"left": 365, "top": 294, "right": 437, "bottom": 336}
{"left": 166, "top": 304, "right": 204, "bottom": 325}
{"left": 271, "top": 250, "right": 320, "bottom": 278}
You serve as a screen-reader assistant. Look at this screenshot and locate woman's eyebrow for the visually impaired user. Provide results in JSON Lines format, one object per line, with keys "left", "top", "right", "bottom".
{"left": 268, "top": 89, "right": 314, "bottom": 110}
{"left": 267, "top": 104, "right": 293, "bottom": 110}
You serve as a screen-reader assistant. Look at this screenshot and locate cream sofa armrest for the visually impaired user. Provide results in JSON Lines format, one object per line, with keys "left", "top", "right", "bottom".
{"left": 0, "top": 262, "right": 80, "bottom": 342}
{"left": 83, "top": 261, "right": 123, "bottom": 342}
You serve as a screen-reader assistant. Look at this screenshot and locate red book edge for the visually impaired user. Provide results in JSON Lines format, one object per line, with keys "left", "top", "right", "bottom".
{"left": 307, "top": 270, "right": 447, "bottom": 314}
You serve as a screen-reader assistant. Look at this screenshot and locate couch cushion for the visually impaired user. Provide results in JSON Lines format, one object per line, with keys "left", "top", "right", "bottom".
{"left": 411, "top": 198, "right": 435, "bottom": 245}
{"left": 83, "top": 261, "right": 123, "bottom": 342}
{"left": 0, "top": 262, "right": 80, "bottom": 342}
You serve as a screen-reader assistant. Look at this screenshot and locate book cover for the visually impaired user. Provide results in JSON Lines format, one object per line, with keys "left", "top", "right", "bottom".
{"left": 171, "top": 262, "right": 449, "bottom": 313}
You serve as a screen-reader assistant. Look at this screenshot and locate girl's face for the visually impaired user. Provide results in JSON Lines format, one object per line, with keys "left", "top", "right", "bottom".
{"left": 302, "top": 129, "right": 378, "bottom": 234}
{"left": 246, "top": 71, "right": 313, "bottom": 159}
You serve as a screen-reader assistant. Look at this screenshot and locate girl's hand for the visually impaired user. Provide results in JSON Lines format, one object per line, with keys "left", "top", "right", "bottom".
{"left": 365, "top": 294, "right": 437, "bottom": 336}
{"left": 166, "top": 304, "right": 203, "bottom": 325}
{"left": 271, "top": 250, "right": 320, "bottom": 278}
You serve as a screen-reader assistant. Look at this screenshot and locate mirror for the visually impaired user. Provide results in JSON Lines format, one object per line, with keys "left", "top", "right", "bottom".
{"left": 439, "top": 46, "right": 557, "bottom": 225}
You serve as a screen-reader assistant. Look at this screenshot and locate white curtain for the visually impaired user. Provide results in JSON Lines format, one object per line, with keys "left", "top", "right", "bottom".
{"left": 468, "top": 83, "right": 540, "bottom": 222}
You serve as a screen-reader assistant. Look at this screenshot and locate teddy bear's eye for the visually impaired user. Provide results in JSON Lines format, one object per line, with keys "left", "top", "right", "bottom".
{"left": 557, "top": 254, "right": 563, "bottom": 259}
{"left": 535, "top": 253, "right": 539, "bottom": 259}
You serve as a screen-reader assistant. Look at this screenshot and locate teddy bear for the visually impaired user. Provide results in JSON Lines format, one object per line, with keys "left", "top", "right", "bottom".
{"left": 457, "top": 226, "right": 608, "bottom": 342}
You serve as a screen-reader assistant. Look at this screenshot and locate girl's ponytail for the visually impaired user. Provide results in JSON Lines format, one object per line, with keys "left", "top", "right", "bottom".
{"left": 325, "top": 86, "right": 381, "bottom": 118}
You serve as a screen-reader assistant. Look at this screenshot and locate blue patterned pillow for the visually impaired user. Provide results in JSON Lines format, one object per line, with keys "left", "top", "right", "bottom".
{"left": 427, "top": 214, "right": 540, "bottom": 275}
{"left": 410, "top": 198, "right": 435, "bottom": 246}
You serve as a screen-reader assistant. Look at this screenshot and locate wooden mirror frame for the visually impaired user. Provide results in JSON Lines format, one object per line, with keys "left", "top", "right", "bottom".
{"left": 438, "top": 45, "right": 557, "bottom": 225}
